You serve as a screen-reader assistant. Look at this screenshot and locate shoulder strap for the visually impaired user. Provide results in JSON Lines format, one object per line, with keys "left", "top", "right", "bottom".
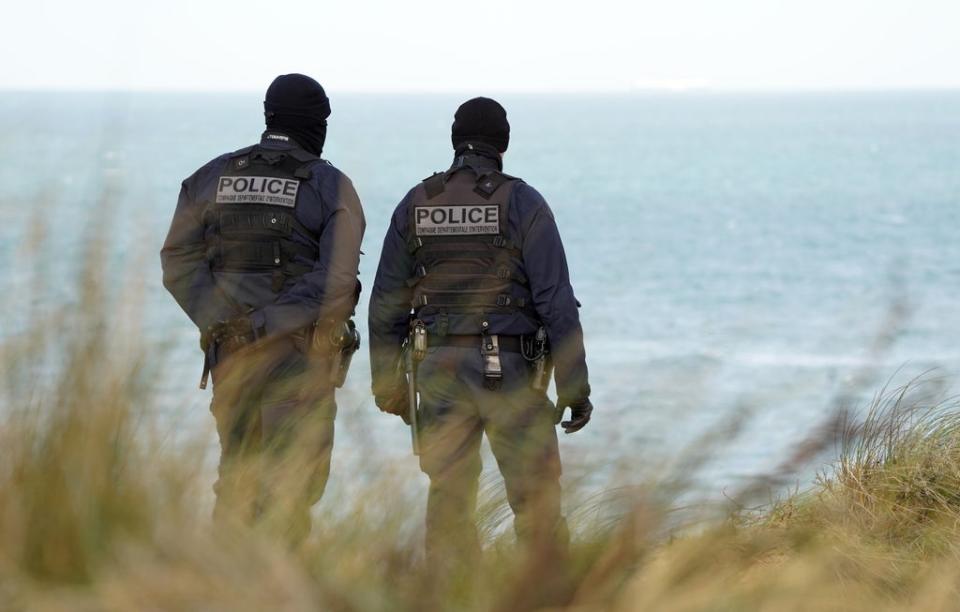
{"left": 286, "top": 148, "right": 321, "bottom": 164}
{"left": 226, "top": 145, "right": 257, "bottom": 171}
{"left": 228, "top": 145, "right": 256, "bottom": 159}
{"left": 246, "top": 145, "right": 320, "bottom": 180}
{"left": 288, "top": 148, "right": 333, "bottom": 173}
{"left": 474, "top": 171, "right": 513, "bottom": 200}
{"left": 277, "top": 147, "right": 321, "bottom": 180}
{"left": 422, "top": 172, "right": 446, "bottom": 200}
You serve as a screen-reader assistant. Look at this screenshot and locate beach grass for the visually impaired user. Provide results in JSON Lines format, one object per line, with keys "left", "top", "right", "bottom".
{"left": 2, "top": 250, "right": 960, "bottom": 611}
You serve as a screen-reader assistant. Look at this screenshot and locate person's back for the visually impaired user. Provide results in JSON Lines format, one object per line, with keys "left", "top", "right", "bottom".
{"left": 160, "top": 73, "right": 365, "bottom": 543}
{"left": 368, "top": 97, "right": 593, "bottom": 571}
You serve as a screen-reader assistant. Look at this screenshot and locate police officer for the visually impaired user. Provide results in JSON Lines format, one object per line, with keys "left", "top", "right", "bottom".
{"left": 368, "top": 97, "right": 593, "bottom": 566}
{"left": 161, "top": 74, "right": 365, "bottom": 542}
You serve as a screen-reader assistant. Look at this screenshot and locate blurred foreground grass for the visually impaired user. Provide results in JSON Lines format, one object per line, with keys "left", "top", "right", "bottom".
{"left": 2, "top": 246, "right": 960, "bottom": 611}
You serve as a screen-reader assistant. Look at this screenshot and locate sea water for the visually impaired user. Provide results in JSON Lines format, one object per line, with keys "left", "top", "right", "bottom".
{"left": 1, "top": 91, "right": 958, "bottom": 506}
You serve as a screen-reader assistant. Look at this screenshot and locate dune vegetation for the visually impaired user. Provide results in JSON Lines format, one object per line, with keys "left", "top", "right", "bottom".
{"left": 2, "top": 240, "right": 960, "bottom": 612}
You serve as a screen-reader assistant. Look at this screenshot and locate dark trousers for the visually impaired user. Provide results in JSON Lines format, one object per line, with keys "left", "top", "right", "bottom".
{"left": 417, "top": 345, "right": 565, "bottom": 568}
{"left": 209, "top": 336, "right": 336, "bottom": 543}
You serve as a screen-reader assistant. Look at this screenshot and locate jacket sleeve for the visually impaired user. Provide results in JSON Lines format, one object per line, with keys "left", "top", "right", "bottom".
{"left": 517, "top": 185, "right": 591, "bottom": 402}
{"left": 255, "top": 172, "right": 366, "bottom": 336}
{"left": 160, "top": 174, "right": 238, "bottom": 332}
{"left": 368, "top": 194, "right": 416, "bottom": 397}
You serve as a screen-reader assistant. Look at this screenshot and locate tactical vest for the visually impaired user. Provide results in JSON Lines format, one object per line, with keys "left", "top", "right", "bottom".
{"left": 406, "top": 167, "right": 535, "bottom": 326}
{"left": 203, "top": 145, "right": 320, "bottom": 292}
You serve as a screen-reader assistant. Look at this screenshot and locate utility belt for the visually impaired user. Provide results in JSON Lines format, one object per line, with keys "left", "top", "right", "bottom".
{"left": 407, "top": 321, "right": 553, "bottom": 392}
{"left": 401, "top": 320, "right": 552, "bottom": 455}
{"left": 431, "top": 335, "right": 523, "bottom": 353}
{"left": 201, "top": 318, "right": 360, "bottom": 391}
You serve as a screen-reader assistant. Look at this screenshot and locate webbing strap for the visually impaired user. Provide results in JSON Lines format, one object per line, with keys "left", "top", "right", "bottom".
{"left": 233, "top": 146, "right": 319, "bottom": 183}
{"left": 285, "top": 148, "right": 321, "bottom": 164}
{"left": 409, "top": 266, "right": 527, "bottom": 290}
{"left": 219, "top": 210, "right": 292, "bottom": 235}
{"left": 417, "top": 275, "right": 511, "bottom": 294}
{"left": 405, "top": 264, "right": 428, "bottom": 288}
{"left": 407, "top": 236, "right": 424, "bottom": 254}
{"left": 423, "top": 173, "right": 446, "bottom": 200}
{"left": 491, "top": 235, "right": 519, "bottom": 252}
{"left": 218, "top": 241, "right": 279, "bottom": 266}
{"left": 473, "top": 171, "right": 510, "bottom": 199}
{"left": 413, "top": 293, "right": 529, "bottom": 309}
{"left": 215, "top": 207, "right": 319, "bottom": 244}
{"left": 432, "top": 335, "right": 523, "bottom": 352}
{"left": 213, "top": 240, "right": 314, "bottom": 270}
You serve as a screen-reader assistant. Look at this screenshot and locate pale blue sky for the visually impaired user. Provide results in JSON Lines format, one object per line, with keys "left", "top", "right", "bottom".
{"left": 3, "top": 0, "right": 959, "bottom": 91}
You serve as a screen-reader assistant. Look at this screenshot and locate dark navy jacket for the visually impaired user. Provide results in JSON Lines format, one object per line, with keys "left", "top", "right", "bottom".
{"left": 161, "top": 131, "right": 365, "bottom": 354}
{"left": 368, "top": 151, "right": 589, "bottom": 402}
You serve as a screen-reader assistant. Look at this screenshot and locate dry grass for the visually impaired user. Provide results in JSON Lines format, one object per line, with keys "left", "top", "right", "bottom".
{"left": 3, "top": 242, "right": 960, "bottom": 611}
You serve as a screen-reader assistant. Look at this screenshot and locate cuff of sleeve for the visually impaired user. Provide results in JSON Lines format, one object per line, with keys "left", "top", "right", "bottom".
{"left": 558, "top": 383, "right": 591, "bottom": 405}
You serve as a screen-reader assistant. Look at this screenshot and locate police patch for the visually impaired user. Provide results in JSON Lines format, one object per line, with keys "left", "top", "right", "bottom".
{"left": 216, "top": 176, "right": 300, "bottom": 208}
{"left": 415, "top": 205, "right": 500, "bottom": 236}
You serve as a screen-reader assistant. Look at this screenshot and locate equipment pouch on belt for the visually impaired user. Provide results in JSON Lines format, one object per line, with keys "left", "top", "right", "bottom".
{"left": 480, "top": 322, "right": 503, "bottom": 390}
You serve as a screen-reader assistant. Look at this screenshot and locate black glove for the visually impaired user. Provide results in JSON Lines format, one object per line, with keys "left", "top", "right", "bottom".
{"left": 557, "top": 397, "right": 593, "bottom": 434}
{"left": 375, "top": 384, "right": 410, "bottom": 424}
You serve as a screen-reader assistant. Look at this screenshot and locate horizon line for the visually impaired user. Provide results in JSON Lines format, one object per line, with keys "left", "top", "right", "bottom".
{"left": 2, "top": 85, "right": 960, "bottom": 96}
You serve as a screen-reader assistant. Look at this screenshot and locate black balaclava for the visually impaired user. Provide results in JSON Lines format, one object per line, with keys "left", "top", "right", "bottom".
{"left": 263, "top": 74, "right": 331, "bottom": 156}
{"left": 451, "top": 97, "right": 510, "bottom": 153}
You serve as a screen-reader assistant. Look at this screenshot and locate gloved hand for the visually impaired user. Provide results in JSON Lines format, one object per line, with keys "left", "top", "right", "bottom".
{"left": 375, "top": 384, "right": 410, "bottom": 424}
{"left": 205, "top": 316, "right": 258, "bottom": 351}
{"left": 557, "top": 397, "right": 593, "bottom": 434}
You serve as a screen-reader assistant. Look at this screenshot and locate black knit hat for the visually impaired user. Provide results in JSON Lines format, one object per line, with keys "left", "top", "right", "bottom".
{"left": 264, "top": 73, "right": 330, "bottom": 121}
{"left": 263, "top": 74, "right": 330, "bottom": 155}
{"left": 451, "top": 97, "right": 510, "bottom": 153}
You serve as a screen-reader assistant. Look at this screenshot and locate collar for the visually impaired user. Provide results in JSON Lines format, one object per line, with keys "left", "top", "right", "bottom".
{"left": 259, "top": 130, "right": 307, "bottom": 151}
{"left": 450, "top": 142, "right": 503, "bottom": 173}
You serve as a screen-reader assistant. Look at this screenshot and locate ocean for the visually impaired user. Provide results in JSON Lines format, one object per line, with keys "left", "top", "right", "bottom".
{"left": 1, "top": 91, "right": 958, "bottom": 506}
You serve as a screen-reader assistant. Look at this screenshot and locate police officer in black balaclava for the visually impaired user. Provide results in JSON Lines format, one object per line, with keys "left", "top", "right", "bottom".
{"left": 263, "top": 74, "right": 331, "bottom": 156}
{"left": 161, "top": 74, "right": 365, "bottom": 543}
{"left": 369, "top": 97, "right": 593, "bottom": 572}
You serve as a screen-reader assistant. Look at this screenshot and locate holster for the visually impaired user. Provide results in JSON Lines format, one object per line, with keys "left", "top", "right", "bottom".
{"left": 522, "top": 326, "right": 552, "bottom": 393}
{"left": 303, "top": 319, "right": 361, "bottom": 389}
{"left": 407, "top": 320, "right": 428, "bottom": 455}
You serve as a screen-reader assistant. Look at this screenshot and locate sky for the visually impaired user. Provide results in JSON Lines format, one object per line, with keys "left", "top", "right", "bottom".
{"left": 3, "top": 0, "right": 959, "bottom": 92}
